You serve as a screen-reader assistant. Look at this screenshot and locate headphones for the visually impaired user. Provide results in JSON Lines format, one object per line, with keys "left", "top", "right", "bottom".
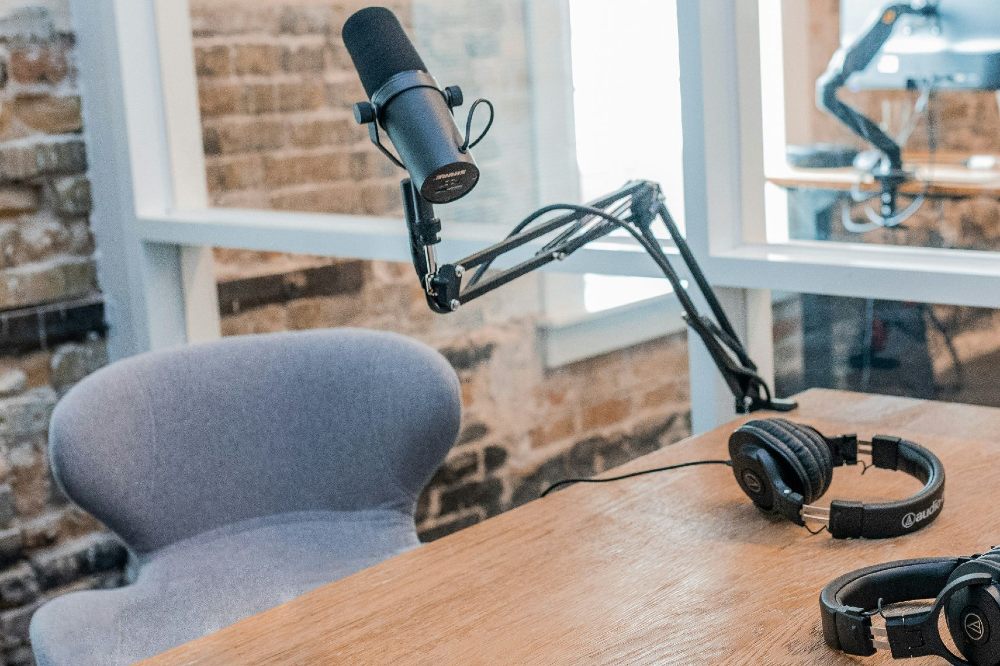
{"left": 729, "top": 418, "right": 945, "bottom": 539}
{"left": 821, "top": 548, "right": 1000, "bottom": 665}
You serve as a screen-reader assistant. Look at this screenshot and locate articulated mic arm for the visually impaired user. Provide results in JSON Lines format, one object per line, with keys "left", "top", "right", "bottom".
{"left": 402, "top": 178, "right": 796, "bottom": 415}
{"left": 817, "top": 1, "right": 937, "bottom": 225}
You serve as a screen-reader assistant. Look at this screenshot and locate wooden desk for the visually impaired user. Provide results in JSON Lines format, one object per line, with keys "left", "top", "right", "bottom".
{"left": 768, "top": 151, "right": 1000, "bottom": 199}
{"left": 146, "top": 389, "right": 1000, "bottom": 665}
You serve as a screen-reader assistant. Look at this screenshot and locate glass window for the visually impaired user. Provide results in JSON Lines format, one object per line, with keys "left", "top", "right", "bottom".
{"left": 773, "top": 290, "right": 1000, "bottom": 407}
{"left": 759, "top": 1, "right": 1000, "bottom": 251}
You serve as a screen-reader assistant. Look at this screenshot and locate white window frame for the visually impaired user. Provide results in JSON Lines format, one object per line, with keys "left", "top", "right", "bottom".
{"left": 81, "top": 0, "right": 1000, "bottom": 432}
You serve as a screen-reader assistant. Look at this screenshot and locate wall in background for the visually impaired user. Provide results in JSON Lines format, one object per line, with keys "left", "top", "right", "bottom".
{"left": 0, "top": 3, "right": 124, "bottom": 664}
{"left": 189, "top": 0, "right": 694, "bottom": 541}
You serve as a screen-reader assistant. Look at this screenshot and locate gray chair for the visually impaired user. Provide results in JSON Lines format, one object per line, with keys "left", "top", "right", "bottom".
{"left": 30, "top": 329, "right": 461, "bottom": 665}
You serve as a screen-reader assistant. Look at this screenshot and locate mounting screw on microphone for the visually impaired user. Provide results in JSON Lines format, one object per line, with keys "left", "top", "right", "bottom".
{"left": 449, "top": 299, "right": 461, "bottom": 311}
{"left": 454, "top": 265, "right": 465, "bottom": 277}
{"left": 353, "top": 101, "right": 377, "bottom": 125}
{"left": 444, "top": 85, "right": 464, "bottom": 108}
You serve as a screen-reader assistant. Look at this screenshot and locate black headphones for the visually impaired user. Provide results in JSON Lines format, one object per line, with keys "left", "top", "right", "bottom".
{"left": 821, "top": 548, "right": 1000, "bottom": 665}
{"left": 729, "top": 418, "right": 945, "bottom": 539}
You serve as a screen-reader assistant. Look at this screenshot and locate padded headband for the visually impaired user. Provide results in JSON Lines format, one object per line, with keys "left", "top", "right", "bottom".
{"left": 820, "top": 556, "right": 964, "bottom": 656}
{"left": 823, "top": 434, "right": 946, "bottom": 539}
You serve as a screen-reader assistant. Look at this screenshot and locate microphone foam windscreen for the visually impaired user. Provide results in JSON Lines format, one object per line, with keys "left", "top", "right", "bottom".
{"left": 343, "top": 7, "right": 427, "bottom": 98}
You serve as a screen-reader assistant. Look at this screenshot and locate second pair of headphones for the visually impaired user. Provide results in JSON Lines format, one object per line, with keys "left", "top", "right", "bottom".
{"left": 821, "top": 547, "right": 1000, "bottom": 665}
{"left": 728, "top": 418, "right": 945, "bottom": 539}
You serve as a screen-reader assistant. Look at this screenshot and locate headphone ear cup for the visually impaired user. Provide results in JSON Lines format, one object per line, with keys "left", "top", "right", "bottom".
{"left": 944, "top": 554, "right": 1000, "bottom": 664}
{"left": 773, "top": 419, "right": 835, "bottom": 496}
{"left": 743, "top": 419, "right": 832, "bottom": 504}
{"left": 730, "top": 420, "right": 821, "bottom": 504}
{"left": 944, "top": 583, "right": 1000, "bottom": 664}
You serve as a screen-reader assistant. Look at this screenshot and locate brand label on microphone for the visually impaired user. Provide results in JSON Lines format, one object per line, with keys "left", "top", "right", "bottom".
{"left": 433, "top": 169, "right": 468, "bottom": 180}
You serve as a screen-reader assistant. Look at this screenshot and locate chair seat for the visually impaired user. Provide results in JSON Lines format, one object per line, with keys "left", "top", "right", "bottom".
{"left": 30, "top": 510, "right": 418, "bottom": 666}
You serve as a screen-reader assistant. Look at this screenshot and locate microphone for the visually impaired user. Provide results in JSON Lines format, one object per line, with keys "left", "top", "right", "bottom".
{"left": 343, "top": 7, "right": 480, "bottom": 204}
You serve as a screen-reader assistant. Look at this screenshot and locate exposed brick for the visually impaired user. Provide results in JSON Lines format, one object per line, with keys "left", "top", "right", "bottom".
{"left": 429, "top": 451, "right": 478, "bottom": 487}
{"left": 8, "top": 44, "right": 68, "bottom": 85}
{"left": 0, "top": 387, "right": 55, "bottom": 444}
{"left": 438, "top": 478, "right": 502, "bottom": 517}
{"left": 47, "top": 175, "right": 91, "bottom": 217}
{"left": 278, "top": 6, "right": 333, "bottom": 35}
{"left": 0, "top": 371, "right": 26, "bottom": 399}
{"left": 275, "top": 81, "right": 325, "bottom": 112}
{"left": 414, "top": 490, "right": 432, "bottom": 524}
{"left": 0, "top": 563, "right": 38, "bottom": 610}
{"left": 0, "top": 6, "right": 56, "bottom": 43}
{"left": 530, "top": 415, "right": 575, "bottom": 449}
{"left": 189, "top": 6, "right": 279, "bottom": 37}
{"left": 199, "top": 83, "right": 277, "bottom": 117}
{"left": 457, "top": 421, "right": 488, "bottom": 445}
{"left": 484, "top": 446, "right": 507, "bottom": 471}
{"left": 0, "top": 257, "right": 96, "bottom": 309}
{"left": 49, "top": 339, "right": 107, "bottom": 396}
{"left": 202, "top": 119, "right": 285, "bottom": 154}
{"left": 510, "top": 456, "right": 569, "bottom": 508}
{"left": 29, "top": 532, "right": 127, "bottom": 590}
{"left": 0, "top": 600, "right": 37, "bottom": 648}
{"left": 232, "top": 43, "right": 282, "bottom": 76}
{"left": 418, "top": 513, "right": 481, "bottom": 543}
{"left": 206, "top": 155, "right": 264, "bottom": 193}
{"left": 628, "top": 413, "right": 687, "bottom": 458}
{"left": 11, "top": 95, "right": 81, "bottom": 135}
{"left": 0, "top": 485, "right": 15, "bottom": 529}
{"left": 4, "top": 644, "right": 33, "bottom": 665}
{"left": 441, "top": 341, "right": 495, "bottom": 372}
{"left": 20, "top": 507, "right": 99, "bottom": 550}
{"left": 0, "top": 187, "right": 37, "bottom": 217}
{"left": 282, "top": 45, "right": 326, "bottom": 73}
{"left": 268, "top": 182, "right": 364, "bottom": 214}
{"left": 0, "top": 528, "right": 22, "bottom": 567}
{"left": 194, "top": 45, "right": 231, "bottom": 77}
{"left": 582, "top": 398, "right": 631, "bottom": 431}
{"left": 287, "top": 118, "right": 357, "bottom": 149}
{"left": 0, "top": 138, "right": 86, "bottom": 183}
{"left": 216, "top": 261, "right": 365, "bottom": 316}
{"left": 262, "top": 151, "right": 351, "bottom": 188}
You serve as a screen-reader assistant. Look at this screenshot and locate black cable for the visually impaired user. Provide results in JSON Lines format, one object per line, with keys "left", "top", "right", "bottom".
{"left": 460, "top": 98, "right": 494, "bottom": 153}
{"left": 540, "top": 459, "right": 732, "bottom": 498}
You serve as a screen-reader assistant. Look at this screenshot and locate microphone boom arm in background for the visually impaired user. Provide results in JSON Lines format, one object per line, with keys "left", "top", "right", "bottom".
{"left": 817, "top": 1, "right": 938, "bottom": 227}
{"left": 402, "top": 178, "right": 797, "bottom": 415}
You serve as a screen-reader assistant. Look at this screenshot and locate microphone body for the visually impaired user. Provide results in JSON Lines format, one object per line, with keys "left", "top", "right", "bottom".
{"left": 343, "top": 8, "right": 479, "bottom": 204}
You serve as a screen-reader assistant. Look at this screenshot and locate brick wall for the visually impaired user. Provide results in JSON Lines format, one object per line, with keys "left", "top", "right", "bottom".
{"left": 191, "top": 0, "right": 693, "bottom": 542}
{"left": 0, "top": 4, "right": 124, "bottom": 664}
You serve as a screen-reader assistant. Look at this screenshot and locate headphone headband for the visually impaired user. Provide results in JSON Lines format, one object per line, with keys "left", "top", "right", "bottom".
{"left": 821, "top": 552, "right": 1000, "bottom": 665}
{"left": 818, "top": 435, "right": 946, "bottom": 539}
{"left": 820, "top": 556, "right": 964, "bottom": 655}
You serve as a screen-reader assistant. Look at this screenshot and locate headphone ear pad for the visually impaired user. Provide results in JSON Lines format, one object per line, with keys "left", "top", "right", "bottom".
{"left": 732, "top": 419, "right": 831, "bottom": 504}
{"left": 769, "top": 419, "right": 835, "bottom": 496}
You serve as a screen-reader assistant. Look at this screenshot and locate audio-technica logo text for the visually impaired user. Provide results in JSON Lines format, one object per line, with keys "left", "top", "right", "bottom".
{"left": 901, "top": 498, "right": 943, "bottom": 529}
{"left": 964, "top": 611, "right": 986, "bottom": 642}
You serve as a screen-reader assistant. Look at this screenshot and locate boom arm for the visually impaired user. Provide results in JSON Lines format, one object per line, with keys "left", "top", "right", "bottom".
{"left": 817, "top": 2, "right": 938, "bottom": 222}
{"left": 403, "top": 178, "right": 796, "bottom": 415}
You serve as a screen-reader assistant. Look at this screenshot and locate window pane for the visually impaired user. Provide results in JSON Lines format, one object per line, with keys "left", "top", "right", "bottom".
{"left": 192, "top": 0, "right": 685, "bottom": 226}
{"left": 773, "top": 291, "right": 1000, "bottom": 408}
{"left": 760, "top": 1, "right": 1000, "bottom": 251}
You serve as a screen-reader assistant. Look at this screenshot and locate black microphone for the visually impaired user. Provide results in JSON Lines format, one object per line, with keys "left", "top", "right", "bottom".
{"left": 343, "top": 7, "right": 480, "bottom": 204}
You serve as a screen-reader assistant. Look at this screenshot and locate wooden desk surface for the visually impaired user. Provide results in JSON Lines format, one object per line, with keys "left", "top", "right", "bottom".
{"left": 768, "top": 151, "right": 1000, "bottom": 199}
{"left": 146, "top": 389, "right": 1000, "bottom": 665}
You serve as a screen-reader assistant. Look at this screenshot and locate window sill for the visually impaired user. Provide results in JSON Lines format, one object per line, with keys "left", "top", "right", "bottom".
{"left": 538, "top": 294, "right": 685, "bottom": 368}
